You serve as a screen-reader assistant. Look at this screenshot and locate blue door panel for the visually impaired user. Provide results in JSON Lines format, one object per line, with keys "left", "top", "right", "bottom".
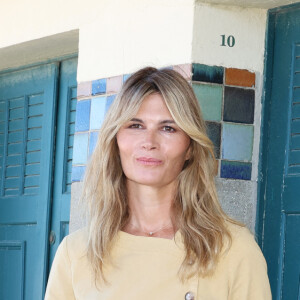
{"left": 260, "top": 5, "right": 300, "bottom": 299}
{"left": 0, "top": 63, "right": 58, "bottom": 300}
{"left": 48, "top": 58, "right": 77, "bottom": 267}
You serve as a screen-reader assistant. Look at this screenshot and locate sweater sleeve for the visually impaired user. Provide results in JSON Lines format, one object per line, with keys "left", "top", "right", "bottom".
{"left": 44, "top": 237, "right": 76, "bottom": 300}
{"left": 228, "top": 227, "right": 272, "bottom": 300}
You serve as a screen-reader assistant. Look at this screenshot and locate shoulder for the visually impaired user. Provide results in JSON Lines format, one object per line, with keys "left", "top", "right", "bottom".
{"left": 223, "top": 222, "right": 267, "bottom": 270}
{"left": 62, "top": 227, "right": 89, "bottom": 261}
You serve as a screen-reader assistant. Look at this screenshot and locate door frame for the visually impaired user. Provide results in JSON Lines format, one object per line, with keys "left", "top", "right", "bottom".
{"left": 256, "top": 1, "right": 300, "bottom": 297}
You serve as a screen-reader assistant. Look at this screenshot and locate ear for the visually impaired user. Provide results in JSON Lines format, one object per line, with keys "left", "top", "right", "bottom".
{"left": 185, "top": 143, "right": 192, "bottom": 161}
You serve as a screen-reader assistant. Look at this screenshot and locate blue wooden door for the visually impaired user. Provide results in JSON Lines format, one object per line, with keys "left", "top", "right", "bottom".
{"left": 0, "top": 63, "right": 58, "bottom": 300}
{"left": 258, "top": 5, "right": 300, "bottom": 300}
{"left": 48, "top": 58, "right": 77, "bottom": 266}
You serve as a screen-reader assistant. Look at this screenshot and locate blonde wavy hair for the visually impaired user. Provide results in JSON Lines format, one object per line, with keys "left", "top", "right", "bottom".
{"left": 82, "top": 66, "right": 237, "bottom": 284}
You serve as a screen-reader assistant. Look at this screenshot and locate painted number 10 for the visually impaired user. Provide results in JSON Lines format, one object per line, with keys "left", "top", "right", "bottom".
{"left": 221, "top": 35, "right": 235, "bottom": 47}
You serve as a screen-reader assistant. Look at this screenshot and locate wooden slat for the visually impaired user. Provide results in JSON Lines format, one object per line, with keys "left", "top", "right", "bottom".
{"left": 9, "top": 107, "right": 24, "bottom": 120}
{"left": 27, "top": 128, "right": 42, "bottom": 140}
{"left": 291, "top": 119, "right": 300, "bottom": 133}
{"left": 8, "top": 131, "right": 22, "bottom": 143}
{"left": 26, "top": 140, "right": 41, "bottom": 152}
{"left": 28, "top": 104, "right": 43, "bottom": 117}
{"left": 6, "top": 155, "right": 21, "bottom": 166}
{"left": 28, "top": 93, "right": 43, "bottom": 106}
{"left": 26, "top": 151, "right": 41, "bottom": 164}
{"left": 25, "top": 164, "right": 40, "bottom": 176}
{"left": 7, "top": 142, "right": 23, "bottom": 155}
{"left": 9, "top": 98, "right": 24, "bottom": 109}
{"left": 6, "top": 165, "right": 21, "bottom": 177}
{"left": 8, "top": 120, "right": 23, "bottom": 132}
{"left": 288, "top": 149, "right": 300, "bottom": 165}
{"left": 27, "top": 116, "right": 43, "bottom": 128}
{"left": 4, "top": 177, "right": 19, "bottom": 189}
{"left": 24, "top": 175, "right": 39, "bottom": 188}
{"left": 290, "top": 134, "right": 300, "bottom": 149}
{"left": 292, "top": 103, "right": 300, "bottom": 119}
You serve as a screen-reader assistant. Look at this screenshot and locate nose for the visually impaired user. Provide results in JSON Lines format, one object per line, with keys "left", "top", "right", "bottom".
{"left": 141, "top": 130, "right": 159, "bottom": 150}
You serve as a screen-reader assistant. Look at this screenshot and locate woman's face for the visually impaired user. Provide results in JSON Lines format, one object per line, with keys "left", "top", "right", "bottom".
{"left": 116, "top": 93, "right": 191, "bottom": 188}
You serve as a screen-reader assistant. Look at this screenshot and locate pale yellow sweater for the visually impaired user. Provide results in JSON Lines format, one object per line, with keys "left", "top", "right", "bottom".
{"left": 45, "top": 224, "right": 272, "bottom": 300}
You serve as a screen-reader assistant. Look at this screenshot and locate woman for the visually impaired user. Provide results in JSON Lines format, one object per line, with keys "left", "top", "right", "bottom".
{"left": 45, "top": 67, "right": 271, "bottom": 300}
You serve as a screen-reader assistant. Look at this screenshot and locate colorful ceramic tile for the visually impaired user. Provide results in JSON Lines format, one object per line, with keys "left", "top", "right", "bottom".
{"left": 75, "top": 100, "right": 90, "bottom": 132}
{"left": 105, "top": 95, "right": 116, "bottom": 113}
{"left": 192, "top": 64, "right": 224, "bottom": 84}
{"left": 89, "top": 131, "right": 99, "bottom": 156}
{"left": 92, "top": 78, "right": 106, "bottom": 95}
{"left": 225, "top": 68, "right": 255, "bottom": 87}
{"left": 77, "top": 81, "right": 92, "bottom": 98}
{"left": 71, "top": 166, "right": 86, "bottom": 182}
{"left": 123, "top": 74, "right": 131, "bottom": 83}
{"left": 72, "top": 133, "right": 88, "bottom": 164}
{"left": 206, "top": 121, "right": 221, "bottom": 159}
{"left": 220, "top": 160, "right": 252, "bottom": 180}
{"left": 90, "top": 96, "right": 107, "bottom": 130}
{"left": 223, "top": 87, "right": 254, "bottom": 124}
{"left": 174, "top": 64, "right": 192, "bottom": 80}
{"left": 193, "top": 83, "right": 222, "bottom": 121}
{"left": 222, "top": 123, "right": 254, "bottom": 161}
{"left": 107, "top": 76, "right": 123, "bottom": 93}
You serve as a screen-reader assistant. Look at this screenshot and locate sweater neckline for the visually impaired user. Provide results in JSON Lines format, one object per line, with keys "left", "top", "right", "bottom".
{"left": 116, "top": 230, "right": 184, "bottom": 253}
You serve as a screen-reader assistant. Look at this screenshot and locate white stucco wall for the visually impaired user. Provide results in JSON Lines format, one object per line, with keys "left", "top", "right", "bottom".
{"left": 193, "top": 3, "right": 267, "bottom": 73}
{"left": 0, "top": 0, "right": 194, "bottom": 81}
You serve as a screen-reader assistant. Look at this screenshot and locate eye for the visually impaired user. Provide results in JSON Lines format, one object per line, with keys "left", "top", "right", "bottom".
{"left": 162, "top": 126, "right": 176, "bottom": 133}
{"left": 129, "top": 123, "right": 143, "bottom": 129}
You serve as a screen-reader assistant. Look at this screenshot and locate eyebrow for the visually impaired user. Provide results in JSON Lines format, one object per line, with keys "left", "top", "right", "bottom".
{"left": 130, "top": 118, "right": 176, "bottom": 124}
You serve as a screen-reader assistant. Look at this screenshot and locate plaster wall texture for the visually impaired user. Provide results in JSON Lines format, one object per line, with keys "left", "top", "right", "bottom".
{"left": 193, "top": 3, "right": 267, "bottom": 73}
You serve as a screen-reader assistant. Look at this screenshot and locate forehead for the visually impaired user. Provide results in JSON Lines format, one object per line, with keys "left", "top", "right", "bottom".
{"left": 135, "top": 93, "right": 173, "bottom": 119}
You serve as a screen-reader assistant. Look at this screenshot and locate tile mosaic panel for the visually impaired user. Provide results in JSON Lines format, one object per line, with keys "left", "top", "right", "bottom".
{"left": 222, "top": 123, "right": 253, "bottom": 162}
{"left": 72, "top": 63, "right": 255, "bottom": 181}
{"left": 193, "top": 83, "right": 223, "bottom": 121}
{"left": 223, "top": 87, "right": 254, "bottom": 124}
{"left": 192, "top": 64, "right": 224, "bottom": 84}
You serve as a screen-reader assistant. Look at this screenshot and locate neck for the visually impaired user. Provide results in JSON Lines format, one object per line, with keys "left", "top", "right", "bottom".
{"left": 124, "top": 180, "right": 177, "bottom": 236}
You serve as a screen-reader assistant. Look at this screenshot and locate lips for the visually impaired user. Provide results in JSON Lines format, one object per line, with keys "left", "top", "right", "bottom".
{"left": 136, "top": 157, "right": 163, "bottom": 166}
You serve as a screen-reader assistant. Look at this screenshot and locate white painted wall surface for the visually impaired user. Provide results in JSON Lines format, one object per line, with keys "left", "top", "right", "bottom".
{"left": 192, "top": 3, "right": 267, "bottom": 73}
{"left": 77, "top": 0, "right": 194, "bottom": 81}
{"left": 0, "top": 0, "right": 194, "bottom": 82}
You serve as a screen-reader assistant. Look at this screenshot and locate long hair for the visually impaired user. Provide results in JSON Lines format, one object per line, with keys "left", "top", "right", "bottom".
{"left": 82, "top": 66, "right": 237, "bottom": 284}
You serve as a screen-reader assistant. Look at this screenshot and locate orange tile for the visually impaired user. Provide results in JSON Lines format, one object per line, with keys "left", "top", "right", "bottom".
{"left": 225, "top": 68, "right": 255, "bottom": 88}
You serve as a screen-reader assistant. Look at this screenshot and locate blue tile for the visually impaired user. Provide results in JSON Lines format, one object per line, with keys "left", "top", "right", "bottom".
{"left": 72, "top": 133, "right": 88, "bottom": 164}
{"left": 105, "top": 94, "right": 116, "bottom": 113}
{"left": 90, "top": 96, "right": 107, "bottom": 130}
{"left": 75, "top": 100, "right": 90, "bottom": 132}
{"left": 222, "top": 123, "right": 254, "bottom": 161}
{"left": 89, "top": 131, "right": 99, "bottom": 156}
{"left": 92, "top": 78, "right": 106, "bottom": 95}
{"left": 192, "top": 64, "right": 224, "bottom": 84}
{"left": 123, "top": 74, "right": 131, "bottom": 83}
{"left": 220, "top": 160, "right": 252, "bottom": 180}
{"left": 71, "top": 166, "right": 86, "bottom": 182}
{"left": 206, "top": 121, "right": 221, "bottom": 159}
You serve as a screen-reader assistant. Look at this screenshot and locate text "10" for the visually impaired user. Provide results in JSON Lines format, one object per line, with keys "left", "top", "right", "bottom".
{"left": 221, "top": 35, "right": 235, "bottom": 47}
